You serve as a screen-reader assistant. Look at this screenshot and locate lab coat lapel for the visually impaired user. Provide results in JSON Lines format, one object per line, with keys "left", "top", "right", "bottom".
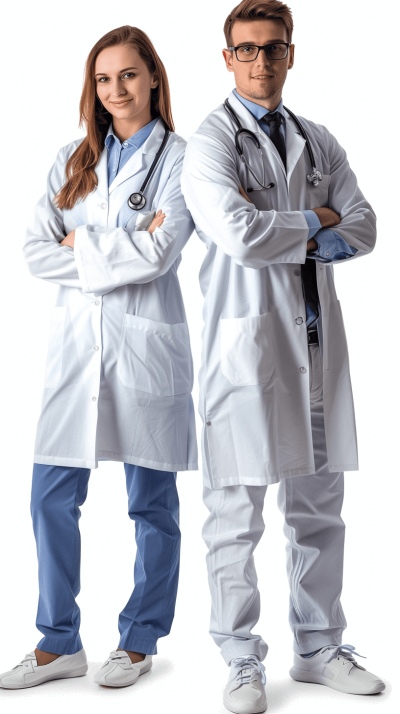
{"left": 283, "top": 109, "right": 306, "bottom": 186}
{"left": 108, "top": 117, "right": 164, "bottom": 195}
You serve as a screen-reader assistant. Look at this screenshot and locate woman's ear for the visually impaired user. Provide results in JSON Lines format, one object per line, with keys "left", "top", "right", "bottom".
{"left": 151, "top": 73, "right": 159, "bottom": 89}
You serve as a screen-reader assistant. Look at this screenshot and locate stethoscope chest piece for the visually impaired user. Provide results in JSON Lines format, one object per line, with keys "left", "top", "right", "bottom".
{"left": 128, "top": 192, "right": 146, "bottom": 210}
{"left": 307, "top": 169, "right": 323, "bottom": 187}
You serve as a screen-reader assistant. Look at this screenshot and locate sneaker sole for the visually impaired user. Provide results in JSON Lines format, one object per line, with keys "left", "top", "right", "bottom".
{"left": 289, "top": 666, "right": 385, "bottom": 695}
{"left": 96, "top": 660, "right": 153, "bottom": 688}
{"left": 223, "top": 694, "right": 267, "bottom": 713}
{"left": 0, "top": 664, "right": 88, "bottom": 689}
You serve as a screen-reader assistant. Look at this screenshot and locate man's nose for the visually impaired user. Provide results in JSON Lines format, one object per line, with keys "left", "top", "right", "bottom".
{"left": 255, "top": 48, "right": 272, "bottom": 66}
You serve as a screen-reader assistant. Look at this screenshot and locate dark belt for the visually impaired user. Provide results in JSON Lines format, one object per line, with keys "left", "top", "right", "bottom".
{"left": 308, "top": 329, "right": 319, "bottom": 346}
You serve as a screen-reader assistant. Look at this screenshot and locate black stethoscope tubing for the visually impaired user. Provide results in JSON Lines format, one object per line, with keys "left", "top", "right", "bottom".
{"left": 127, "top": 122, "right": 171, "bottom": 210}
{"left": 223, "top": 98, "right": 322, "bottom": 190}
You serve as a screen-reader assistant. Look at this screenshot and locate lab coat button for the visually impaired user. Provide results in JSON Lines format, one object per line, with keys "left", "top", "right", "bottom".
{"left": 94, "top": 300, "right": 100, "bottom": 306}
{"left": 206, "top": 421, "right": 211, "bottom": 426}
{"left": 299, "top": 367, "right": 307, "bottom": 374}
{"left": 94, "top": 346, "right": 99, "bottom": 351}
{"left": 295, "top": 317, "right": 303, "bottom": 325}
{"left": 294, "top": 269, "right": 301, "bottom": 276}
{"left": 92, "top": 396, "right": 97, "bottom": 401}
{"left": 100, "top": 202, "right": 107, "bottom": 209}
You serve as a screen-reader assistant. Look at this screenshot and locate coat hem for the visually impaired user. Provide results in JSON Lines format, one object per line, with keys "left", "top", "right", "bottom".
{"left": 203, "top": 461, "right": 358, "bottom": 489}
{"left": 97, "top": 450, "right": 198, "bottom": 472}
{"left": 34, "top": 452, "right": 198, "bottom": 472}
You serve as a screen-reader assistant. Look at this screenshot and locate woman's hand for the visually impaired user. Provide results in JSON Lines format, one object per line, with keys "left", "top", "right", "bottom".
{"left": 60, "top": 230, "right": 75, "bottom": 248}
{"left": 148, "top": 210, "right": 165, "bottom": 234}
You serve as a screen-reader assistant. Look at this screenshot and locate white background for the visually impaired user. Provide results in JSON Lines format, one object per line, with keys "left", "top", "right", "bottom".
{"left": 0, "top": 0, "right": 398, "bottom": 712}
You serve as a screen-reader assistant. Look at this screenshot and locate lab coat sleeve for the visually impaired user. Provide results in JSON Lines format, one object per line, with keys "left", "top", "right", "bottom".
{"left": 180, "top": 131, "right": 309, "bottom": 269}
{"left": 23, "top": 150, "right": 82, "bottom": 288}
{"left": 323, "top": 127, "right": 377, "bottom": 263}
{"left": 73, "top": 151, "right": 194, "bottom": 295}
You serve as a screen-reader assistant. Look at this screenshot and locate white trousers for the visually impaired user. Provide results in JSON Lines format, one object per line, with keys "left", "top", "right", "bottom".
{"left": 202, "top": 345, "right": 347, "bottom": 665}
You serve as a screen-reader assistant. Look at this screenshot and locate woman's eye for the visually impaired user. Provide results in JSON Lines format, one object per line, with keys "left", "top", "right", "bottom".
{"left": 123, "top": 72, "right": 136, "bottom": 79}
{"left": 98, "top": 77, "right": 109, "bottom": 82}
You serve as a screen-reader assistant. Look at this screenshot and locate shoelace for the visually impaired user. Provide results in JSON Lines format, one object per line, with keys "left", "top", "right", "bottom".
{"left": 231, "top": 655, "right": 266, "bottom": 686}
{"left": 327, "top": 644, "right": 366, "bottom": 671}
{"left": 13, "top": 653, "right": 37, "bottom": 670}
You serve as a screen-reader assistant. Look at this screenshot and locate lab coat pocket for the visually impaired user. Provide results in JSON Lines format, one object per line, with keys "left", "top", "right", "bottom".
{"left": 220, "top": 312, "right": 274, "bottom": 386}
{"left": 117, "top": 314, "right": 193, "bottom": 396}
{"left": 306, "top": 173, "right": 331, "bottom": 208}
{"left": 44, "top": 306, "right": 67, "bottom": 389}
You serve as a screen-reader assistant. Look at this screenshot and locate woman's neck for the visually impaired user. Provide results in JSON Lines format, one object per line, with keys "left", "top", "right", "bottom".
{"left": 112, "top": 110, "right": 153, "bottom": 142}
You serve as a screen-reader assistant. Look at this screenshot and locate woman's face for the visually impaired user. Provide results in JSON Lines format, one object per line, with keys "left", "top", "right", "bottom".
{"left": 95, "top": 44, "right": 158, "bottom": 123}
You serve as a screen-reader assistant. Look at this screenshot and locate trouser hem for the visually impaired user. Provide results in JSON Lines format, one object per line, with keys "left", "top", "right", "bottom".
{"left": 220, "top": 639, "right": 268, "bottom": 666}
{"left": 36, "top": 633, "right": 83, "bottom": 656}
{"left": 118, "top": 636, "right": 158, "bottom": 656}
{"left": 294, "top": 629, "right": 344, "bottom": 655}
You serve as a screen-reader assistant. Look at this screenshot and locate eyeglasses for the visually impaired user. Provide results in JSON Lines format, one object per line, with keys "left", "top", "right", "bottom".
{"left": 228, "top": 42, "right": 290, "bottom": 62}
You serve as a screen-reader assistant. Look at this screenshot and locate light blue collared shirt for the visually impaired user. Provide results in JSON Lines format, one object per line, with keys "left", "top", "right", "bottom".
{"left": 233, "top": 89, "right": 357, "bottom": 326}
{"left": 105, "top": 117, "right": 159, "bottom": 186}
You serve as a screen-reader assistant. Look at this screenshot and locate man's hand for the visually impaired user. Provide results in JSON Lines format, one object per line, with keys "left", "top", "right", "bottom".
{"left": 60, "top": 230, "right": 75, "bottom": 248}
{"left": 239, "top": 186, "right": 253, "bottom": 204}
{"left": 148, "top": 209, "right": 165, "bottom": 233}
{"left": 307, "top": 238, "right": 318, "bottom": 252}
{"left": 311, "top": 207, "right": 340, "bottom": 228}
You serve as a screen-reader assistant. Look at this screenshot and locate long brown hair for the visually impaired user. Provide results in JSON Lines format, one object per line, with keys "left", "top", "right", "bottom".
{"left": 224, "top": 0, "right": 293, "bottom": 47}
{"left": 55, "top": 26, "right": 174, "bottom": 211}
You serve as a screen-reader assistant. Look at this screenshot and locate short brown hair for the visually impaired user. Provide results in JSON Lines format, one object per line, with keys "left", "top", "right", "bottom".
{"left": 224, "top": 0, "right": 294, "bottom": 47}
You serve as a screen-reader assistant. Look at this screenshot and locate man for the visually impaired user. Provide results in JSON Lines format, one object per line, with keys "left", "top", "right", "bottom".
{"left": 181, "top": 1, "right": 384, "bottom": 712}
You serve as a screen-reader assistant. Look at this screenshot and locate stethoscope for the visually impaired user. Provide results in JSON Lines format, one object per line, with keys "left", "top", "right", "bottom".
{"left": 127, "top": 122, "right": 170, "bottom": 210}
{"left": 223, "top": 98, "right": 322, "bottom": 193}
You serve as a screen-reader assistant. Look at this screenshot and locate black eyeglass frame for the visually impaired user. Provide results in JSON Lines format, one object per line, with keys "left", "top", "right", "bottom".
{"left": 228, "top": 42, "right": 290, "bottom": 62}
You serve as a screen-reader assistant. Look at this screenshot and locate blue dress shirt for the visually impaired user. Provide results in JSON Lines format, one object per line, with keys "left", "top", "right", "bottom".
{"left": 233, "top": 89, "right": 357, "bottom": 327}
{"left": 105, "top": 117, "right": 159, "bottom": 186}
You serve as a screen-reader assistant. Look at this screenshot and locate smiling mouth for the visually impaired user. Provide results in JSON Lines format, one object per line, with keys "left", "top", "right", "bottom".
{"left": 253, "top": 75, "right": 273, "bottom": 79}
{"left": 111, "top": 99, "right": 133, "bottom": 106}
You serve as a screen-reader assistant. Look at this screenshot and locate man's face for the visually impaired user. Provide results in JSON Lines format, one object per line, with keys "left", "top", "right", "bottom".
{"left": 223, "top": 18, "right": 294, "bottom": 105}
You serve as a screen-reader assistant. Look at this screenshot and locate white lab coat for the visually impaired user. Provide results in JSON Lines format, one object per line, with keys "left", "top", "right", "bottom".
{"left": 24, "top": 118, "right": 198, "bottom": 471}
{"left": 181, "top": 90, "right": 376, "bottom": 489}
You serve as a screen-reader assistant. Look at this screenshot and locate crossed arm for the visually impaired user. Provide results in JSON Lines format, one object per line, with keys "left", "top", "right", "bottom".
{"left": 60, "top": 209, "right": 166, "bottom": 248}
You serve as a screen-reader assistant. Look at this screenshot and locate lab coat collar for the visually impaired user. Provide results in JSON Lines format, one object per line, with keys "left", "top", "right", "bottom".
{"left": 104, "top": 117, "right": 166, "bottom": 195}
{"left": 227, "top": 90, "right": 306, "bottom": 186}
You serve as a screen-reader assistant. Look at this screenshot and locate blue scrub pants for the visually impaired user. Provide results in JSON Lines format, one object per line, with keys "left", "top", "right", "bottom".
{"left": 30, "top": 463, "right": 180, "bottom": 656}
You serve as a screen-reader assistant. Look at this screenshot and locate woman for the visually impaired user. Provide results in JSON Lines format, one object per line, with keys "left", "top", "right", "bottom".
{"left": 0, "top": 26, "right": 197, "bottom": 690}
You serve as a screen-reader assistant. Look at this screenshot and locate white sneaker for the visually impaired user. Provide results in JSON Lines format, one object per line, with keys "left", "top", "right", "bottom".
{"left": 290, "top": 644, "right": 385, "bottom": 695}
{"left": 0, "top": 649, "right": 88, "bottom": 689}
{"left": 223, "top": 655, "right": 267, "bottom": 714}
{"left": 94, "top": 650, "right": 152, "bottom": 688}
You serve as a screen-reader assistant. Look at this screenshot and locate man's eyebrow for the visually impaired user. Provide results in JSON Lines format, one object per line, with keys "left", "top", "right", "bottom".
{"left": 95, "top": 66, "right": 139, "bottom": 76}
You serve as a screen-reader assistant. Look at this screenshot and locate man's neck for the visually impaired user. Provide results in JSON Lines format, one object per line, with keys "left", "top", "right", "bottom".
{"left": 235, "top": 87, "right": 282, "bottom": 112}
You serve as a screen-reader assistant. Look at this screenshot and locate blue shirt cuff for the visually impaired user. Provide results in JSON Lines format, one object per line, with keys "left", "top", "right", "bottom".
{"left": 309, "top": 228, "right": 358, "bottom": 262}
{"left": 302, "top": 209, "right": 322, "bottom": 240}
